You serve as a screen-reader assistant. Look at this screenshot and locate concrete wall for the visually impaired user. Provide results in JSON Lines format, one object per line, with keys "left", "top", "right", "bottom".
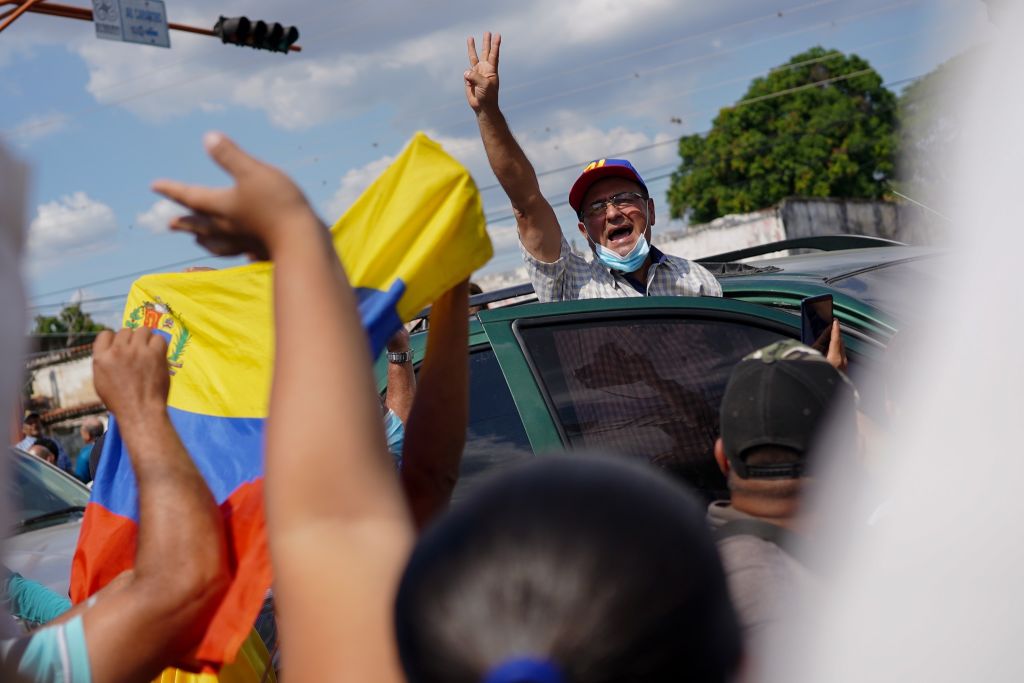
{"left": 476, "top": 197, "right": 943, "bottom": 290}
{"left": 656, "top": 208, "right": 785, "bottom": 260}
{"left": 29, "top": 355, "right": 99, "bottom": 409}
{"left": 657, "top": 198, "right": 944, "bottom": 263}
{"left": 778, "top": 197, "right": 944, "bottom": 245}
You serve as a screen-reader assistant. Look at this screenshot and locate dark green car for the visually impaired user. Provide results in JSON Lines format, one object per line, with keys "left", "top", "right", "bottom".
{"left": 377, "top": 236, "right": 944, "bottom": 500}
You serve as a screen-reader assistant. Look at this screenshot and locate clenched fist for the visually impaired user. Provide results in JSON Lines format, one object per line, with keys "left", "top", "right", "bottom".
{"left": 92, "top": 328, "right": 171, "bottom": 422}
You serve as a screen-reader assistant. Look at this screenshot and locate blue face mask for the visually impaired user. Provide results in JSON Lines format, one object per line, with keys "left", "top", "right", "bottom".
{"left": 383, "top": 409, "right": 404, "bottom": 468}
{"left": 593, "top": 234, "right": 650, "bottom": 273}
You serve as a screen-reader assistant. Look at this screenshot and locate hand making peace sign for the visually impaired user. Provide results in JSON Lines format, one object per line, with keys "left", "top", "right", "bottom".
{"left": 464, "top": 31, "right": 501, "bottom": 113}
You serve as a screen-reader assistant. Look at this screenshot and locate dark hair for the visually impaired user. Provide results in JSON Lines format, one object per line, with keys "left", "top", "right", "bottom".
{"left": 83, "top": 419, "right": 104, "bottom": 440}
{"left": 395, "top": 455, "right": 741, "bottom": 683}
{"left": 33, "top": 437, "right": 60, "bottom": 459}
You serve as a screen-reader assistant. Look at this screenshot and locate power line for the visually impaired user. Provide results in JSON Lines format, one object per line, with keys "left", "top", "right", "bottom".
{"left": 477, "top": 62, "right": 917, "bottom": 215}
{"left": 471, "top": 42, "right": 929, "bottom": 195}
{"left": 481, "top": 70, "right": 920, "bottom": 226}
{"left": 30, "top": 255, "right": 219, "bottom": 301}
{"left": 28, "top": 293, "right": 128, "bottom": 311}
{"left": 29, "top": 64, "right": 921, "bottom": 305}
{"left": 395, "top": 0, "right": 846, "bottom": 123}
{"left": 291, "top": 0, "right": 927, "bottom": 172}
{"left": 490, "top": 0, "right": 918, "bottom": 122}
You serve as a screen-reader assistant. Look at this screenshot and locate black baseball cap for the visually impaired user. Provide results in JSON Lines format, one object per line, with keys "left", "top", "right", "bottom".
{"left": 719, "top": 341, "right": 857, "bottom": 479}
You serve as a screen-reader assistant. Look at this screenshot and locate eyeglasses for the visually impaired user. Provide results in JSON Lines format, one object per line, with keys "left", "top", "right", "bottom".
{"left": 580, "top": 191, "right": 647, "bottom": 219}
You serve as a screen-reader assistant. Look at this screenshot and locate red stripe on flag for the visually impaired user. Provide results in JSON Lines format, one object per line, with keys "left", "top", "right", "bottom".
{"left": 70, "top": 479, "right": 272, "bottom": 669}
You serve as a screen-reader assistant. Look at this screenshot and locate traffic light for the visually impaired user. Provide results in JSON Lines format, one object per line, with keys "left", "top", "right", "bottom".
{"left": 214, "top": 16, "right": 299, "bottom": 53}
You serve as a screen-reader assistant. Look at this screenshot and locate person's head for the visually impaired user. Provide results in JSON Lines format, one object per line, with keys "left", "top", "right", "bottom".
{"left": 569, "top": 159, "right": 655, "bottom": 259}
{"left": 468, "top": 281, "right": 489, "bottom": 315}
{"left": 80, "top": 417, "right": 104, "bottom": 443}
{"left": 22, "top": 412, "right": 41, "bottom": 438}
{"left": 395, "top": 455, "right": 742, "bottom": 683}
{"left": 29, "top": 437, "right": 59, "bottom": 465}
{"left": 715, "top": 341, "right": 858, "bottom": 509}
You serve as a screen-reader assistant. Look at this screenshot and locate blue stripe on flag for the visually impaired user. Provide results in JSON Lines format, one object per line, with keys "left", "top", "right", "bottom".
{"left": 92, "top": 408, "right": 265, "bottom": 521}
{"left": 355, "top": 279, "right": 406, "bottom": 356}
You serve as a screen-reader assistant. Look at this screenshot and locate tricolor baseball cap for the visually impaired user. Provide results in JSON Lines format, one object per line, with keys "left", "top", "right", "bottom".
{"left": 568, "top": 158, "right": 648, "bottom": 214}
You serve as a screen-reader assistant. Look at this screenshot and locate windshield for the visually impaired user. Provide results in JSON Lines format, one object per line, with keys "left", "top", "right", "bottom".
{"left": 7, "top": 449, "right": 89, "bottom": 531}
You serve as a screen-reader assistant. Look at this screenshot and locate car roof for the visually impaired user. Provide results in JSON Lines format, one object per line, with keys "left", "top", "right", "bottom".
{"left": 399, "top": 239, "right": 943, "bottom": 352}
{"left": 749, "top": 245, "right": 943, "bottom": 281}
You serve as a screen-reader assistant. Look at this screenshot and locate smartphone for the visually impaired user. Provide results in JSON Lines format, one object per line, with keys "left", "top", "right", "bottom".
{"left": 800, "top": 294, "right": 834, "bottom": 350}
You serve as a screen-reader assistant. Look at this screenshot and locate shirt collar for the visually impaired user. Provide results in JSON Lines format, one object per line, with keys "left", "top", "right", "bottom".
{"left": 613, "top": 244, "right": 666, "bottom": 294}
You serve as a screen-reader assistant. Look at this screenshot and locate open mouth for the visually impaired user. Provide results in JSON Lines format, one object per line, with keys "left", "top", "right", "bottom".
{"left": 607, "top": 226, "right": 633, "bottom": 243}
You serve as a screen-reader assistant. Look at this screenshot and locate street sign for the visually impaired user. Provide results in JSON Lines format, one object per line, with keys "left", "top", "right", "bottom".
{"left": 91, "top": 0, "right": 170, "bottom": 48}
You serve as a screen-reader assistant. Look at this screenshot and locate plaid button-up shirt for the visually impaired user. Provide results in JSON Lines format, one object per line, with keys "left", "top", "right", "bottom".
{"left": 522, "top": 235, "right": 722, "bottom": 302}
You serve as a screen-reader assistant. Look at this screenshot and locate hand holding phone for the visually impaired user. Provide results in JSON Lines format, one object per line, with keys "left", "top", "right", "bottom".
{"left": 800, "top": 295, "right": 848, "bottom": 372}
{"left": 801, "top": 294, "right": 833, "bottom": 351}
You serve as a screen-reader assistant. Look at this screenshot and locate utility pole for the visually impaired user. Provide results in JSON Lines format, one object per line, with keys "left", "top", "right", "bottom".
{"left": 0, "top": 0, "right": 301, "bottom": 52}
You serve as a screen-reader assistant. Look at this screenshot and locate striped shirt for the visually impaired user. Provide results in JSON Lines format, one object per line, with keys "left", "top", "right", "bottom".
{"left": 522, "top": 235, "right": 722, "bottom": 302}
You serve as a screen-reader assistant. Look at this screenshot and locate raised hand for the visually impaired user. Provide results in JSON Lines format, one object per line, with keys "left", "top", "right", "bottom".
{"left": 825, "top": 319, "right": 848, "bottom": 373}
{"left": 464, "top": 32, "right": 501, "bottom": 113}
{"left": 92, "top": 328, "right": 170, "bottom": 423}
{"left": 152, "top": 132, "right": 324, "bottom": 260}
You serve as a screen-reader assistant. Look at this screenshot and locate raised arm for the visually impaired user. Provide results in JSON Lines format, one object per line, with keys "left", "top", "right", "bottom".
{"left": 153, "top": 133, "right": 413, "bottom": 683}
{"left": 80, "top": 328, "right": 230, "bottom": 682}
{"left": 465, "top": 32, "right": 562, "bottom": 262}
{"left": 385, "top": 328, "right": 415, "bottom": 423}
{"left": 400, "top": 280, "right": 469, "bottom": 528}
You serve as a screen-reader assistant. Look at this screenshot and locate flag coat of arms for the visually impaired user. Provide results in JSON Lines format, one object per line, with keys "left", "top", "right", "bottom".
{"left": 70, "top": 133, "right": 492, "bottom": 667}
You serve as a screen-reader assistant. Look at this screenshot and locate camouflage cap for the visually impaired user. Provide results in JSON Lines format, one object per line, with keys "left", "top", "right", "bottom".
{"left": 720, "top": 340, "right": 858, "bottom": 479}
{"left": 742, "top": 339, "right": 829, "bottom": 363}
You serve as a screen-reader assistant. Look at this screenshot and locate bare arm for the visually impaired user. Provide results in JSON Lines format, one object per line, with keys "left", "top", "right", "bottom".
{"left": 385, "top": 328, "right": 415, "bottom": 423}
{"left": 81, "top": 328, "right": 229, "bottom": 682}
{"left": 400, "top": 281, "right": 470, "bottom": 528}
{"left": 465, "top": 33, "right": 562, "bottom": 262}
{"left": 153, "top": 133, "right": 413, "bottom": 683}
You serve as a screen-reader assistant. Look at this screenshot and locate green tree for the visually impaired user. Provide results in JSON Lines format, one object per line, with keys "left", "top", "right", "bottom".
{"left": 31, "top": 302, "right": 108, "bottom": 351}
{"left": 668, "top": 47, "right": 898, "bottom": 224}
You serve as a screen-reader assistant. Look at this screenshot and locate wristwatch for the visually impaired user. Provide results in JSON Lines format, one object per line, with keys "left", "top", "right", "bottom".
{"left": 387, "top": 350, "right": 413, "bottom": 364}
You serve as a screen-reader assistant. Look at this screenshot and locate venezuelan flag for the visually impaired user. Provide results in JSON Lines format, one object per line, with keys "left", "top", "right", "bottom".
{"left": 332, "top": 132, "right": 492, "bottom": 354}
{"left": 70, "top": 133, "right": 491, "bottom": 668}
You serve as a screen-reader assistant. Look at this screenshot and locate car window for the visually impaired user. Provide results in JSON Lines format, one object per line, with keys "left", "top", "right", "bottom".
{"left": 8, "top": 450, "right": 89, "bottom": 530}
{"left": 451, "top": 347, "right": 533, "bottom": 500}
{"left": 517, "top": 315, "right": 789, "bottom": 500}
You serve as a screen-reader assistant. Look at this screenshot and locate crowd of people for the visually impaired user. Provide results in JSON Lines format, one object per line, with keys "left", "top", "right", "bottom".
{"left": 14, "top": 412, "right": 104, "bottom": 485}
{"left": 2, "top": 31, "right": 871, "bottom": 683}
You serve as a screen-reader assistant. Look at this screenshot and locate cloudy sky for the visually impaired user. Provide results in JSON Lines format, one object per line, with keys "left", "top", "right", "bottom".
{"left": 1, "top": 0, "right": 987, "bottom": 325}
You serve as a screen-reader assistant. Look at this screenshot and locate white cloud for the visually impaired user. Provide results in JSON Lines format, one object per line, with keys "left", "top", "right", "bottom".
{"left": 3, "top": 111, "right": 71, "bottom": 147}
{"left": 486, "top": 222, "right": 520, "bottom": 250}
{"left": 28, "top": 192, "right": 117, "bottom": 253}
{"left": 55, "top": 0, "right": 733, "bottom": 131}
{"left": 548, "top": 0, "right": 676, "bottom": 46}
{"left": 321, "top": 119, "right": 678, "bottom": 281}
{"left": 439, "top": 114, "right": 677, "bottom": 206}
{"left": 134, "top": 198, "right": 186, "bottom": 234}
{"left": 323, "top": 154, "right": 396, "bottom": 220}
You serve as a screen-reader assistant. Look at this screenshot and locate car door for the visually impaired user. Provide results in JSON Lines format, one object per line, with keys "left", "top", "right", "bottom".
{"left": 476, "top": 296, "right": 879, "bottom": 500}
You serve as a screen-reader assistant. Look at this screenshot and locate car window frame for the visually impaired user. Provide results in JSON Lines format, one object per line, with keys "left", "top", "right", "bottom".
{"left": 508, "top": 306, "right": 805, "bottom": 447}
